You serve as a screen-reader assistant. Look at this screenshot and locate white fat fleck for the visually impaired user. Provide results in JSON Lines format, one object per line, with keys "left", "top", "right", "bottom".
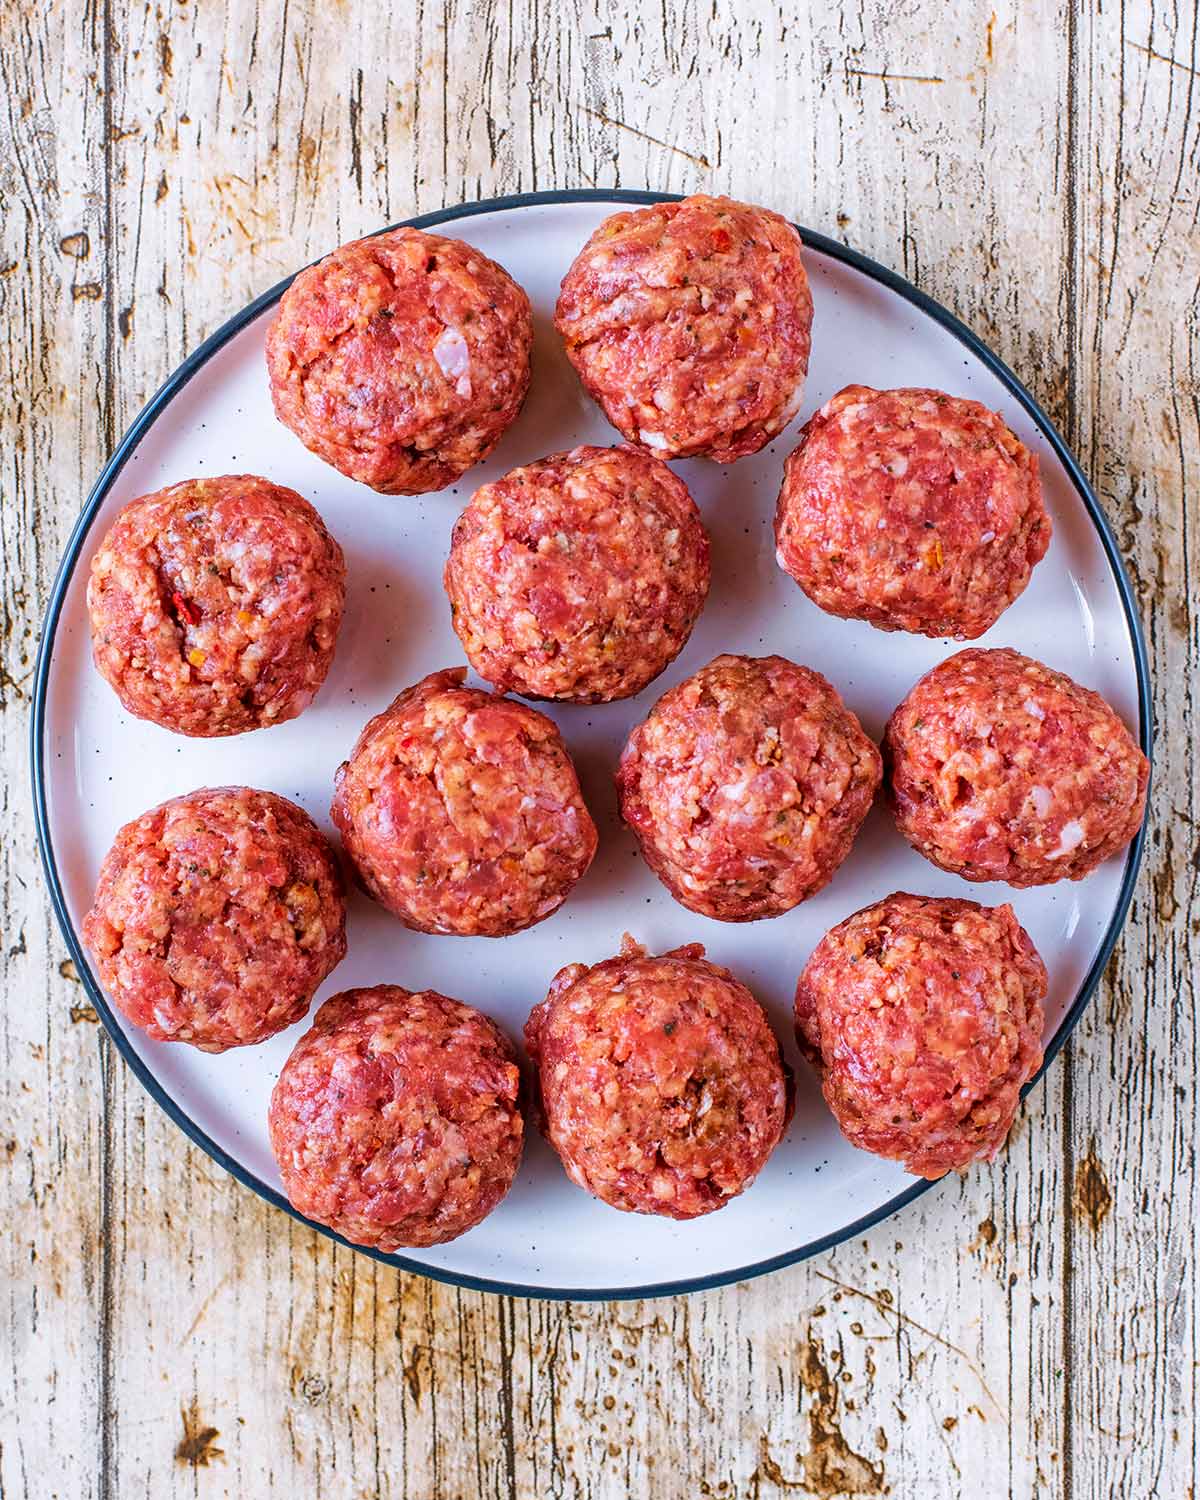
{"left": 1023, "top": 698, "right": 1045, "bottom": 720}
{"left": 608, "top": 294, "right": 640, "bottom": 321}
{"left": 877, "top": 516, "right": 887, "bottom": 529}
{"left": 980, "top": 530, "right": 996, "bottom": 543}
{"left": 835, "top": 400, "right": 868, "bottom": 423}
{"left": 640, "top": 430, "right": 670, "bottom": 449}
{"left": 884, "top": 456, "right": 908, "bottom": 477}
{"left": 433, "top": 326, "right": 471, "bottom": 394}
{"left": 1048, "top": 820, "right": 1085, "bottom": 859}
{"left": 663, "top": 528, "right": 679, "bottom": 546}
{"left": 239, "top": 641, "right": 266, "bottom": 682}
{"left": 755, "top": 726, "right": 781, "bottom": 766}
{"left": 1029, "top": 785, "right": 1053, "bottom": 818}
{"left": 719, "top": 774, "right": 755, "bottom": 802}
{"left": 653, "top": 387, "right": 677, "bottom": 412}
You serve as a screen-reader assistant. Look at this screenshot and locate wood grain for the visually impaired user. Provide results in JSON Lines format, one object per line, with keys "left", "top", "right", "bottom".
{"left": 1, "top": 1, "right": 1195, "bottom": 1496}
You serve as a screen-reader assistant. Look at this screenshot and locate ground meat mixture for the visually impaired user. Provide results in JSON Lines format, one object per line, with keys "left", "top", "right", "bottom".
{"left": 266, "top": 228, "right": 532, "bottom": 495}
{"left": 526, "top": 938, "right": 791, "bottom": 1218}
{"left": 795, "top": 892, "right": 1047, "bottom": 1178}
{"left": 555, "top": 195, "right": 813, "bottom": 462}
{"left": 331, "top": 669, "right": 597, "bottom": 936}
{"left": 616, "top": 655, "right": 881, "bottom": 921}
{"left": 774, "top": 386, "right": 1051, "bottom": 638}
{"left": 82, "top": 787, "right": 346, "bottom": 1052}
{"left": 444, "top": 444, "right": 710, "bottom": 702}
{"left": 884, "top": 647, "right": 1149, "bottom": 886}
{"left": 87, "top": 475, "right": 345, "bottom": 736}
{"left": 269, "top": 985, "right": 523, "bottom": 1249}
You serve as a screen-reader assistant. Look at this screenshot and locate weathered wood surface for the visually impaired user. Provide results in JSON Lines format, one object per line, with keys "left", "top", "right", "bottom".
{"left": 1, "top": 1, "right": 1196, "bottom": 1495}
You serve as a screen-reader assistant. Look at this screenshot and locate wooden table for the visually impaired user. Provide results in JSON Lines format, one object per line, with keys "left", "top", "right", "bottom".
{"left": 2, "top": 3, "right": 1195, "bottom": 1495}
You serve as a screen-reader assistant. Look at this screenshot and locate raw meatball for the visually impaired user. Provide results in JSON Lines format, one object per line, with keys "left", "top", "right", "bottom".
{"left": 331, "top": 669, "right": 597, "bottom": 936}
{"left": 795, "top": 892, "right": 1047, "bottom": 1178}
{"left": 775, "top": 386, "right": 1051, "bottom": 638}
{"left": 88, "top": 475, "right": 345, "bottom": 736}
{"left": 269, "top": 986, "right": 523, "bottom": 1249}
{"left": 82, "top": 787, "right": 346, "bottom": 1052}
{"left": 884, "top": 647, "right": 1149, "bottom": 886}
{"left": 266, "top": 228, "right": 532, "bottom": 495}
{"left": 525, "top": 939, "right": 791, "bottom": 1218}
{"left": 555, "top": 195, "right": 813, "bottom": 462}
{"left": 617, "top": 655, "right": 881, "bottom": 921}
{"left": 444, "top": 444, "right": 710, "bottom": 702}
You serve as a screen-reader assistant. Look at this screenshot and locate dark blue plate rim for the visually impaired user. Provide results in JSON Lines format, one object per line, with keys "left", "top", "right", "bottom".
{"left": 31, "top": 188, "right": 1153, "bottom": 1301}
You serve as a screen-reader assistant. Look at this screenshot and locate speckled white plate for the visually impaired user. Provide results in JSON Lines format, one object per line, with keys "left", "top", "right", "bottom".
{"left": 34, "top": 191, "right": 1151, "bottom": 1299}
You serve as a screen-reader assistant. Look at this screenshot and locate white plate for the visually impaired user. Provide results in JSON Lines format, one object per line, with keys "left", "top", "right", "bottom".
{"left": 34, "top": 192, "right": 1150, "bottom": 1299}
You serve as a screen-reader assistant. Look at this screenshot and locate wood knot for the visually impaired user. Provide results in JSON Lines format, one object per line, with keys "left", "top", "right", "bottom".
{"left": 1073, "top": 1145, "right": 1113, "bottom": 1233}
{"left": 175, "top": 1401, "right": 223, "bottom": 1467}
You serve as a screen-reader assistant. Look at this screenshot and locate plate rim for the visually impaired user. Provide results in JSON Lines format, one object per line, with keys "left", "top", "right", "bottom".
{"left": 31, "top": 187, "right": 1154, "bottom": 1302}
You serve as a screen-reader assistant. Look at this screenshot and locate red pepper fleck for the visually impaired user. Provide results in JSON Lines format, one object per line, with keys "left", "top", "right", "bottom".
{"left": 172, "top": 591, "right": 201, "bottom": 627}
{"left": 711, "top": 228, "right": 732, "bottom": 253}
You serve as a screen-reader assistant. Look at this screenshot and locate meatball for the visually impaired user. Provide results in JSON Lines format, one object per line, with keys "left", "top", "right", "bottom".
{"left": 884, "top": 647, "right": 1149, "bottom": 886}
{"left": 82, "top": 787, "right": 346, "bottom": 1052}
{"left": 794, "top": 892, "right": 1047, "bottom": 1178}
{"left": 774, "top": 386, "right": 1051, "bottom": 638}
{"left": 331, "top": 669, "right": 597, "bottom": 936}
{"left": 617, "top": 655, "right": 882, "bottom": 921}
{"left": 525, "top": 939, "right": 790, "bottom": 1218}
{"left": 87, "top": 475, "right": 345, "bottom": 736}
{"left": 269, "top": 986, "right": 523, "bottom": 1249}
{"left": 555, "top": 195, "right": 813, "bottom": 462}
{"left": 444, "top": 444, "right": 710, "bottom": 703}
{"left": 265, "top": 228, "right": 532, "bottom": 495}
